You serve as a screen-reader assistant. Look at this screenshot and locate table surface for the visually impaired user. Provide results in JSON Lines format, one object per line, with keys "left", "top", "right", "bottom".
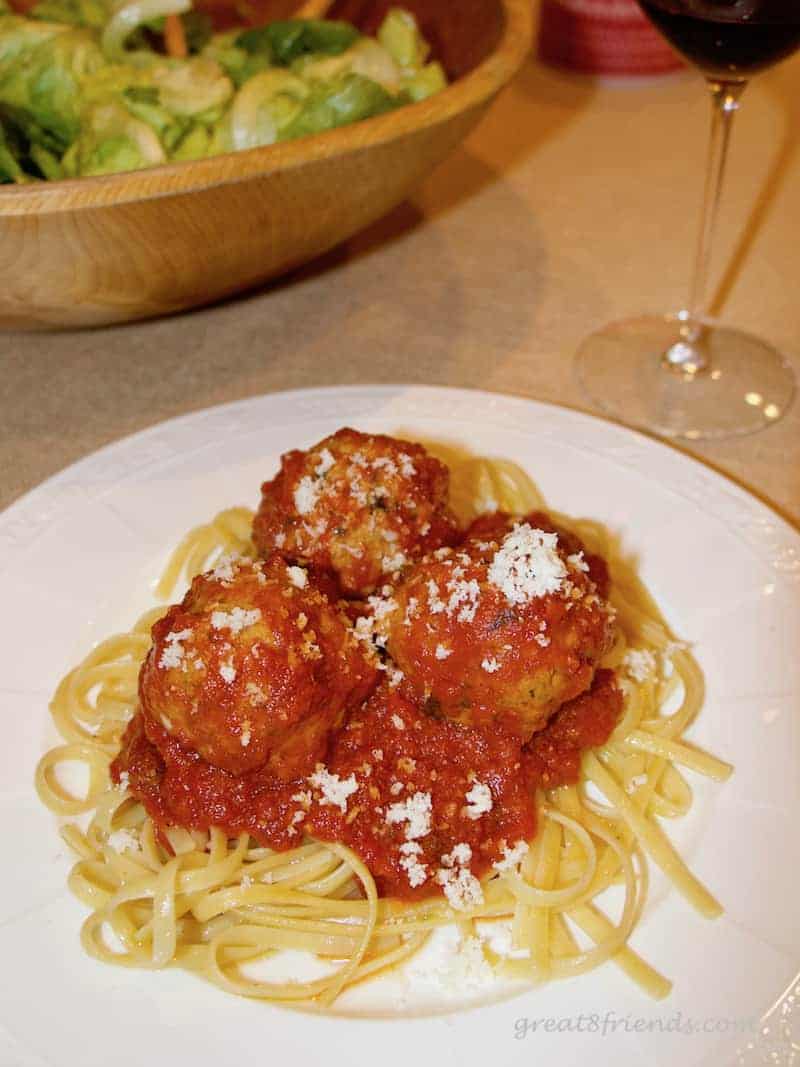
{"left": 2, "top": 42, "right": 798, "bottom": 527}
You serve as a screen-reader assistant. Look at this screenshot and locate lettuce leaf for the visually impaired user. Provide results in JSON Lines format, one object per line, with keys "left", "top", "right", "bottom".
{"left": 0, "top": 14, "right": 67, "bottom": 71}
{"left": 0, "top": 28, "right": 106, "bottom": 151}
{"left": 169, "top": 118, "right": 209, "bottom": 159}
{"left": 202, "top": 30, "right": 272, "bottom": 88}
{"left": 62, "top": 98, "right": 165, "bottom": 174}
{"left": 278, "top": 71, "right": 398, "bottom": 141}
{"left": 403, "top": 60, "right": 445, "bottom": 101}
{"left": 28, "top": 0, "right": 112, "bottom": 31}
{"left": 0, "top": 117, "right": 28, "bottom": 180}
{"left": 377, "top": 8, "right": 429, "bottom": 70}
{"left": 293, "top": 38, "right": 402, "bottom": 94}
{"left": 216, "top": 66, "right": 307, "bottom": 151}
{"left": 241, "top": 19, "right": 358, "bottom": 66}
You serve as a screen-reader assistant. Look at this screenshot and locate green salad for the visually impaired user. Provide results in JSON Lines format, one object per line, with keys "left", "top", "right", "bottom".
{"left": 0, "top": 2, "right": 445, "bottom": 181}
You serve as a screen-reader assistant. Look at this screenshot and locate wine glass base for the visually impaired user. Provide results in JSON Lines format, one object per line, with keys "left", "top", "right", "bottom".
{"left": 576, "top": 314, "right": 796, "bottom": 440}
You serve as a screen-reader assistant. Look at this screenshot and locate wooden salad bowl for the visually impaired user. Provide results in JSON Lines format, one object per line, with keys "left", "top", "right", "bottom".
{"left": 0, "top": 0, "right": 531, "bottom": 328}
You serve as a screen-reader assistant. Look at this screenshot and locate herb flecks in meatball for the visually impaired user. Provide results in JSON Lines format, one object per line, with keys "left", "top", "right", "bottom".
{"left": 252, "top": 428, "right": 458, "bottom": 597}
{"left": 139, "top": 557, "right": 377, "bottom": 780}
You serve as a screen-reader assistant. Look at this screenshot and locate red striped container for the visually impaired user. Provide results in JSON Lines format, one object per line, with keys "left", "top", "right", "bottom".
{"left": 538, "top": 0, "right": 685, "bottom": 75}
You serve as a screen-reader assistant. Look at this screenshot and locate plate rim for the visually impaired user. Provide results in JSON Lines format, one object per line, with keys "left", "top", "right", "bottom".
{"left": 2, "top": 383, "right": 798, "bottom": 546}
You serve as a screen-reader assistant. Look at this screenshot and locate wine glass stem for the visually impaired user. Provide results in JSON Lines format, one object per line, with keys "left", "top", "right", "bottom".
{"left": 665, "top": 78, "right": 747, "bottom": 375}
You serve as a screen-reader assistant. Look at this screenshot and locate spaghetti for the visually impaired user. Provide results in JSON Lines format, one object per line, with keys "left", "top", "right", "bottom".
{"left": 35, "top": 450, "right": 731, "bottom": 1006}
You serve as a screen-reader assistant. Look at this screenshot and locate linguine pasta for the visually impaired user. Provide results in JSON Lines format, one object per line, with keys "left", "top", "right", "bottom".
{"left": 35, "top": 453, "right": 731, "bottom": 1006}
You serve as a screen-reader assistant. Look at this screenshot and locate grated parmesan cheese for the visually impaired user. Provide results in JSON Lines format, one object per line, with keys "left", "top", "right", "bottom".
{"left": 287, "top": 566, "right": 308, "bottom": 589}
{"left": 210, "top": 607, "right": 261, "bottom": 634}
{"left": 308, "top": 765, "right": 358, "bottom": 813}
{"left": 488, "top": 524, "right": 567, "bottom": 604}
{"left": 245, "top": 682, "right": 266, "bottom": 704}
{"left": 486, "top": 927, "right": 532, "bottom": 961}
{"left": 383, "top": 551, "right": 407, "bottom": 574}
{"left": 449, "top": 936, "right": 494, "bottom": 985}
{"left": 403, "top": 597, "right": 419, "bottom": 625}
{"left": 314, "top": 448, "right": 335, "bottom": 477}
{"left": 385, "top": 791, "right": 432, "bottom": 840}
{"left": 464, "top": 780, "right": 493, "bottom": 819}
{"left": 567, "top": 552, "right": 590, "bottom": 573}
{"left": 437, "top": 843, "right": 484, "bottom": 911}
{"left": 353, "top": 614, "right": 380, "bottom": 653}
{"left": 210, "top": 555, "right": 240, "bottom": 583}
{"left": 398, "top": 453, "right": 417, "bottom": 478}
{"left": 219, "top": 659, "right": 236, "bottom": 684}
{"left": 481, "top": 657, "right": 501, "bottom": 673}
{"left": 427, "top": 579, "right": 446, "bottom": 614}
{"left": 493, "top": 839, "right": 529, "bottom": 873}
{"left": 435, "top": 644, "right": 453, "bottom": 660}
{"left": 302, "top": 517, "right": 327, "bottom": 540}
{"left": 107, "top": 828, "right": 139, "bottom": 854}
{"left": 294, "top": 476, "right": 320, "bottom": 515}
{"left": 368, "top": 595, "right": 397, "bottom": 622}
{"left": 372, "top": 456, "right": 398, "bottom": 476}
{"left": 159, "top": 628, "right": 193, "bottom": 670}
{"left": 406, "top": 931, "right": 495, "bottom": 991}
{"left": 291, "top": 789, "right": 312, "bottom": 808}
{"left": 399, "top": 840, "right": 428, "bottom": 887}
{"left": 349, "top": 477, "right": 368, "bottom": 507}
{"left": 447, "top": 578, "right": 481, "bottom": 623}
{"left": 385, "top": 665, "right": 404, "bottom": 688}
{"left": 441, "top": 842, "right": 472, "bottom": 867}
{"left": 623, "top": 647, "right": 657, "bottom": 682}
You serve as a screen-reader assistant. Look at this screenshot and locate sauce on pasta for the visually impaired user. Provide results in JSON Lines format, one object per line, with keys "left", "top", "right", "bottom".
{"left": 112, "top": 671, "right": 620, "bottom": 899}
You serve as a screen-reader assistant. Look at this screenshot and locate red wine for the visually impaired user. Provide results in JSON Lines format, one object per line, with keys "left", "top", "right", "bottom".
{"left": 637, "top": 0, "right": 800, "bottom": 79}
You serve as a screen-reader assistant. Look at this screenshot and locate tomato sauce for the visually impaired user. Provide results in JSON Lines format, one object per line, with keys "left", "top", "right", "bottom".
{"left": 522, "top": 668, "right": 622, "bottom": 790}
{"left": 112, "top": 671, "right": 621, "bottom": 901}
{"left": 309, "top": 686, "right": 536, "bottom": 899}
{"left": 114, "top": 715, "right": 308, "bottom": 849}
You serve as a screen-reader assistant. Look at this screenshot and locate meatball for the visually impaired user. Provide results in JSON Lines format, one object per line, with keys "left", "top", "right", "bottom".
{"left": 252, "top": 427, "right": 458, "bottom": 598}
{"left": 139, "top": 556, "right": 377, "bottom": 780}
{"left": 379, "top": 517, "right": 616, "bottom": 739}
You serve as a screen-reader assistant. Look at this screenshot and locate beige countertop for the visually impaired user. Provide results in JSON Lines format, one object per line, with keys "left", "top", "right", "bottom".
{"left": 1, "top": 47, "right": 798, "bottom": 525}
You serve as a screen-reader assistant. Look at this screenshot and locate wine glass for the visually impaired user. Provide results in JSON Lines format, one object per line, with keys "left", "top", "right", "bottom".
{"left": 576, "top": 0, "right": 799, "bottom": 440}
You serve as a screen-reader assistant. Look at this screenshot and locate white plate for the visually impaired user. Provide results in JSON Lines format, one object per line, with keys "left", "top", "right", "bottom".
{"left": 1, "top": 385, "right": 798, "bottom": 1067}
